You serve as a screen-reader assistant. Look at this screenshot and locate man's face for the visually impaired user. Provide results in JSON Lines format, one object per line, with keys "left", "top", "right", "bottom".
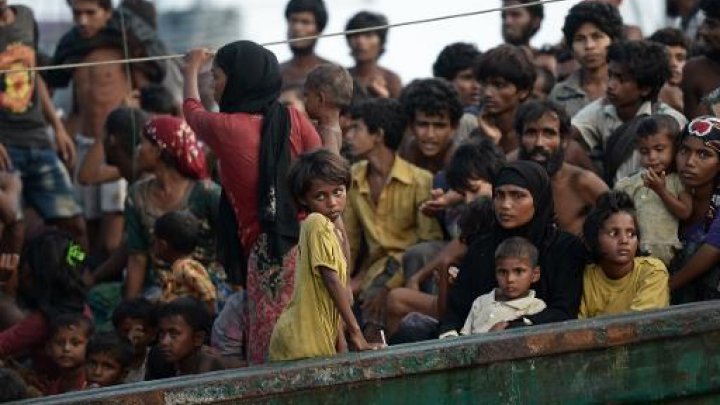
{"left": 666, "top": 45, "right": 687, "bottom": 86}
{"left": 571, "top": 22, "right": 612, "bottom": 70}
{"left": 699, "top": 16, "right": 720, "bottom": 53}
{"left": 452, "top": 68, "right": 482, "bottom": 107}
{"left": 287, "top": 11, "right": 319, "bottom": 52}
{"left": 70, "top": 0, "right": 112, "bottom": 39}
{"left": 411, "top": 111, "right": 456, "bottom": 159}
{"left": 501, "top": 1, "right": 539, "bottom": 46}
{"left": 345, "top": 118, "right": 378, "bottom": 159}
{"left": 348, "top": 33, "right": 382, "bottom": 63}
{"left": 519, "top": 112, "right": 565, "bottom": 176}
{"left": 482, "top": 76, "right": 527, "bottom": 116}
{"left": 607, "top": 61, "right": 647, "bottom": 109}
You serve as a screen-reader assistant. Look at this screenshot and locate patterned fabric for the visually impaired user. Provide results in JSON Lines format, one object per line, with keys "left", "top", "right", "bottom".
{"left": 161, "top": 258, "right": 217, "bottom": 305}
{"left": 143, "top": 116, "right": 208, "bottom": 180}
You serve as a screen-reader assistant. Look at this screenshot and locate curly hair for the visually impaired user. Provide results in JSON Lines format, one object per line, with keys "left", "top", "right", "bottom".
{"left": 432, "top": 42, "right": 481, "bottom": 81}
{"left": 607, "top": 40, "right": 671, "bottom": 102}
{"left": 348, "top": 98, "right": 406, "bottom": 151}
{"left": 284, "top": 0, "right": 328, "bottom": 32}
{"left": 649, "top": 27, "right": 690, "bottom": 50}
{"left": 87, "top": 332, "right": 135, "bottom": 369}
{"left": 399, "top": 78, "right": 463, "bottom": 126}
{"left": 582, "top": 191, "right": 641, "bottom": 262}
{"left": 514, "top": 100, "right": 571, "bottom": 139}
{"left": 345, "top": 11, "right": 389, "bottom": 54}
{"left": 446, "top": 137, "right": 506, "bottom": 193}
{"left": 474, "top": 44, "right": 536, "bottom": 92}
{"left": 562, "top": 1, "right": 624, "bottom": 47}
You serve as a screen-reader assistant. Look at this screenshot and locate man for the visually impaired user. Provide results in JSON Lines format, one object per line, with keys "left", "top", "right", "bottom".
{"left": 650, "top": 27, "right": 690, "bottom": 112}
{"left": 516, "top": 101, "right": 608, "bottom": 236}
{"left": 682, "top": 0, "right": 720, "bottom": 118}
{"left": 0, "top": 1, "right": 84, "bottom": 248}
{"left": 501, "top": 0, "right": 544, "bottom": 48}
{"left": 279, "top": 0, "right": 332, "bottom": 88}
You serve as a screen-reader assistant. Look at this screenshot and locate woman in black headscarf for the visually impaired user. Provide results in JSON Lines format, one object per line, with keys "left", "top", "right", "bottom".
{"left": 438, "top": 161, "right": 587, "bottom": 336}
{"left": 183, "top": 42, "right": 321, "bottom": 364}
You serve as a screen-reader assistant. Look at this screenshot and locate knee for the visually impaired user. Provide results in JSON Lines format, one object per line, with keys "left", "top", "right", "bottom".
{"left": 386, "top": 288, "right": 408, "bottom": 315}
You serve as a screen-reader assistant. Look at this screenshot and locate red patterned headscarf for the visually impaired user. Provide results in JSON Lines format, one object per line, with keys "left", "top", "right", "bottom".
{"left": 143, "top": 115, "right": 208, "bottom": 180}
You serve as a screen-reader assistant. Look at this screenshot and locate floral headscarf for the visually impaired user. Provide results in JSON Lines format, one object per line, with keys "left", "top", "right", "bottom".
{"left": 684, "top": 116, "right": 720, "bottom": 230}
{"left": 143, "top": 115, "right": 208, "bottom": 180}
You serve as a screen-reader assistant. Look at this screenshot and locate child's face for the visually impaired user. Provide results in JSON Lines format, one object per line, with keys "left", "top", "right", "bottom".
{"left": 303, "top": 87, "right": 322, "bottom": 119}
{"left": 637, "top": 131, "right": 675, "bottom": 174}
{"left": 607, "top": 61, "right": 648, "bottom": 109}
{"left": 598, "top": 212, "right": 638, "bottom": 271}
{"left": 158, "top": 315, "right": 202, "bottom": 364}
{"left": 301, "top": 180, "right": 347, "bottom": 222}
{"left": 495, "top": 256, "right": 540, "bottom": 300}
{"left": 47, "top": 325, "right": 89, "bottom": 370}
{"left": 117, "top": 318, "right": 156, "bottom": 350}
{"left": 86, "top": 352, "right": 125, "bottom": 387}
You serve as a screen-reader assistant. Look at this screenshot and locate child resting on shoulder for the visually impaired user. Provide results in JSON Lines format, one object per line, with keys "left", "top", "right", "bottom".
{"left": 579, "top": 191, "right": 670, "bottom": 318}
{"left": 460, "top": 237, "right": 546, "bottom": 335}
{"left": 269, "top": 149, "right": 381, "bottom": 361}
{"left": 615, "top": 115, "right": 691, "bottom": 266}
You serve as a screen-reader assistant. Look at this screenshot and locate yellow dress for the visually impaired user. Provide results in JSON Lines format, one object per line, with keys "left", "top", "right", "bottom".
{"left": 269, "top": 213, "right": 347, "bottom": 361}
{"left": 579, "top": 257, "right": 669, "bottom": 319}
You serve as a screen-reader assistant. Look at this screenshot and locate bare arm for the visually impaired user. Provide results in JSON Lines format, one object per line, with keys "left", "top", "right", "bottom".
{"left": 435, "top": 238, "right": 468, "bottom": 318}
{"left": 670, "top": 244, "right": 720, "bottom": 290}
{"left": 320, "top": 267, "right": 373, "bottom": 351}
{"left": 316, "top": 124, "right": 342, "bottom": 156}
{"left": 183, "top": 49, "right": 213, "bottom": 102}
{"left": 658, "top": 189, "right": 693, "bottom": 221}
{"left": 125, "top": 252, "right": 148, "bottom": 299}
{"left": 77, "top": 139, "right": 121, "bottom": 185}
{"left": 38, "top": 76, "right": 76, "bottom": 167}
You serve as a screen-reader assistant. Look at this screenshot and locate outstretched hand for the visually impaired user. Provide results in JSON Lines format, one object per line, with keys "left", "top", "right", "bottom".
{"left": 184, "top": 48, "right": 214, "bottom": 72}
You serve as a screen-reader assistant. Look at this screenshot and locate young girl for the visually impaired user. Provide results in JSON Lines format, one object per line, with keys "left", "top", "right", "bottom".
{"left": 615, "top": 115, "right": 692, "bottom": 266}
{"left": 269, "top": 149, "right": 377, "bottom": 361}
{"left": 579, "top": 191, "right": 670, "bottom": 318}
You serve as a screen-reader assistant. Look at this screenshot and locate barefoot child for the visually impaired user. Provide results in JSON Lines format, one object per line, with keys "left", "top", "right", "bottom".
{"left": 269, "top": 149, "right": 376, "bottom": 361}
{"left": 85, "top": 332, "right": 134, "bottom": 388}
{"left": 615, "top": 115, "right": 692, "bottom": 266}
{"left": 579, "top": 191, "right": 670, "bottom": 318}
{"left": 460, "top": 237, "right": 546, "bottom": 335}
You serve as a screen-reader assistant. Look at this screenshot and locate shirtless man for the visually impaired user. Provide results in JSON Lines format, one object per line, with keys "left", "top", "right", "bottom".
{"left": 682, "top": 0, "right": 720, "bottom": 118}
{"left": 279, "top": 0, "right": 332, "bottom": 88}
{"left": 516, "top": 100, "right": 608, "bottom": 236}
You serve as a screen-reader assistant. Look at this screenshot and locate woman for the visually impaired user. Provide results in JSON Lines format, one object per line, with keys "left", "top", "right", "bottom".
{"left": 669, "top": 116, "right": 720, "bottom": 303}
{"left": 183, "top": 41, "right": 321, "bottom": 364}
{"left": 438, "top": 161, "right": 587, "bottom": 336}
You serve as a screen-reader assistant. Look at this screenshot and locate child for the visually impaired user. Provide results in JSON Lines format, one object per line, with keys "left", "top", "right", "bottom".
{"left": 45, "top": 314, "right": 93, "bottom": 395}
{"left": 153, "top": 211, "right": 217, "bottom": 315}
{"left": 460, "top": 237, "right": 546, "bottom": 335}
{"left": 615, "top": 115, "right": 691, "bottom": 266}
{"left": 304, "top": 64, "right": 353, "bottom": 155}
{"left": 269, "top": 149, "right": 377, "bottom": 361}
{"left": 85, "top": 332, "right": 134, "bottom": 388}
{"left": 157, "top": 297, "right": 225, "bottom": 376}
{"left": 111, "top": 298, "right": 158, "bottom": 383}
{"left": 579, "top": 191, "right": 670, "bottom": 318}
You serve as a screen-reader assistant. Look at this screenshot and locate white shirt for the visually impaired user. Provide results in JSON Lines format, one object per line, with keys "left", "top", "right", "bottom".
{"left": 460, "top": 289, "right": 546, "bottom": 335}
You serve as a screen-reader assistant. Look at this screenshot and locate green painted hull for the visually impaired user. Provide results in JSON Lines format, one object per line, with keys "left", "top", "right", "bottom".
{"left": 21, "top": 301, "right": 720, "bottom": 404}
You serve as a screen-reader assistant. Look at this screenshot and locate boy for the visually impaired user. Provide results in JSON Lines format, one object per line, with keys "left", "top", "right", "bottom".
{"left": 157, "top": 298, "right": 225, "bottom": 376}
{"left": 279, "top": 0, "right": 333, "bottom": 88}
{"left": 432, "top": 43, "right": 482, "bottom": 112}
{"left": 398, "top": 78, "right": 464, "bottom": 174}
{"left": 85, "top": 332, "right": 134, "bottom": 388}
{"left": 154, "top": 211, "right": 217, "bottom": 315}
{"left": 682, "top": 0, "right": 720, "bottom": 118}
{"left": 649, "top": 28, "right": 690, "bottom": 112}
{"left": 112, "top": 298, "right": 157, "bottom": 383}
{"left": 572, "top": 40, "right": 688, "bottom": 184}
{"left": 304, "top": 64, "right": 354, "bottom": 155}
{"left": 343, "top": 98, "right": 443, "bottom": 341}
{"left": 460, "top": 237, "right": 546, "bottom": 335}
{"left": 45, "top": 314, "right": 93, "bottom": 395}
{"left": 550, "top": 1, "right": 624, "bottom": 118}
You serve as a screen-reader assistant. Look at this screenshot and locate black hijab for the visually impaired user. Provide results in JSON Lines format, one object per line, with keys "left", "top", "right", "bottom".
{"left": 492, "top": 160, "right": 557, "bottom": 249}
{"left": 214, "top": 41, "right": 297, "bottom": 265}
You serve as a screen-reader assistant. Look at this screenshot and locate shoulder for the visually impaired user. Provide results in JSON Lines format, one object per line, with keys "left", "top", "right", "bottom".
{"left": 350, "top": 160, "right": 368, "bottom": 178}
{"left": 634, "top": 256, "right": 669, "bottom": 273}
{"left": 128, "top": 177, "right": 154, "bottom": 198}
{"left": 302, "top": 212, "right": 334, "bottom": 233}
{"left": 381, "top": 67, "right": 402, "bottom": 82}
{"left": 568, "top": 164, "right": 607, "bottom": 192}
{"left": 656, "top": 103, "right": 688, "bottom": 126}
{"left": 398, "top": 157, "right": 433, "bottom": 184}
{"left": 547, "top": 231, "right": 587, "bottom": 259}
{"left": 572, "top": 99, "right": 605, "bottom": 124}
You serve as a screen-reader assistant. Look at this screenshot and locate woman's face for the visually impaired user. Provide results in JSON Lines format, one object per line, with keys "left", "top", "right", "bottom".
{"left": 493, "top": 184, "right": 535, "bottom": 229}
{"left": 676, "top": 137, "right": 720, "bottom": 189}
{"left": 135, "top": 137, "right": 160, "bottom": 173}
{"left": 211, "top": 65, "right": 227, "bottom": 104}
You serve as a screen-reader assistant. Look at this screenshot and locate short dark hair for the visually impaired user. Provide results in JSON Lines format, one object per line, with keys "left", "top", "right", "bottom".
{"left": 514, "top": 100, "right": 572, "bottom": 139}
{"left": 446, "top": 138, "right": 506, "bottom": 192}
{"left": 87, "top": 332, "right": 135, "bottom": 369}
{"left": 607, "top": 40, "right": 671, "bottom": 102}
{"left": 49, "top": 313, "right": 94, "bottom": 338}
{"left": 349, "top": 98, "right": 406, "bottom": 151}
{"left": 67, "top": 0, "right": 112, "bottom": 11}
{"left": 287, "top": 149, "right": 351, "bottom": 207}
{"left": 157, "top": 297, "right": 211, "bottom": 333}
{"left": 0, "top": 369, "right": 27, "bottom": 402}
{"left": 495, "top": 236, "right": 539, "bottom": 267}
{"left": 121, "top": 0, "right": 157, "bottom": 28}
{"left": 112, "top": 297, "right": 158, "bottom": 330}
{"left": 105, "top": 107, "right": 149, "bottom": 157}
{"left": 507, "top": 0, "right": 545, "bottom": 20}
{"left": 140, "top": 84, "right": 179, "bottom": 116}
{"left": 154, "top": 211, "right": 200, "bottom": 255}
{"left": 635, "top": 114, "right": 681, "bottom": 141}
{"left": 649, "top": 27, "right": 690, "bottom": 50}
{"left": 562, "top": 1, "right": 624, "bottom": 47}
{"left": 583, "top": 191, "right": 640, "bottom": 262}
{"left": 345, "top": 11, "right": 389, "bottom": 53}
{"left": 305, "top": 64, "right": 353, "bottom": 108}
{"left": 285, "top": 0, "right": 328, "bottom": 32}
{"left": 432, "top": 42, "right": 481, "bottom": 81}
{"left": 700, "top": 0, "right": 720, "bottom": 20}
{"left": 475, "top": 44, "right": 536, "bottom": 92}
{"left": 534, "top": 66, "right": 556, "bottom": 99}
{"left": 399, "top": 78, "right": 463, "bottom": 126}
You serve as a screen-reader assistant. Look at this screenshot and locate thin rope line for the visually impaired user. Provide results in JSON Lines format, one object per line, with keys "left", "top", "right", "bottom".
{"left": 4, "top": 0, "right": 569, "bottom": 74}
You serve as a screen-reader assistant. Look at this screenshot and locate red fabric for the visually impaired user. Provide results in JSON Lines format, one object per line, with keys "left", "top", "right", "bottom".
{"left": 144, "top": 115, "right": 208, "bottom": 179}
{"left": 184, "top": 98, "right": 321, "bottom": 255}
{"left": 45, "top": 371, "right": 87, "bottom": 395}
